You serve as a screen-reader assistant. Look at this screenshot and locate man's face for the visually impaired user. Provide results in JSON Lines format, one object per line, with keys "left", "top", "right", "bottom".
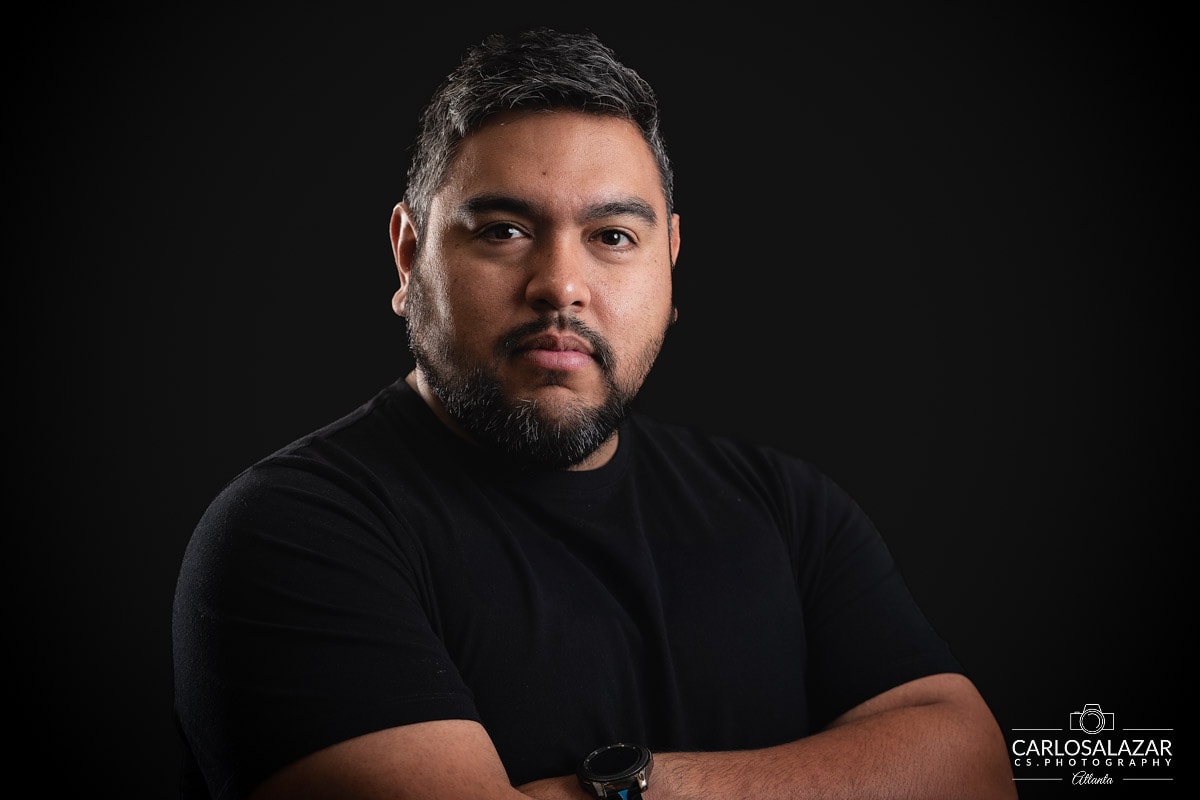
{"left": 395, "top": 110, "right": 680, "bottom": 470}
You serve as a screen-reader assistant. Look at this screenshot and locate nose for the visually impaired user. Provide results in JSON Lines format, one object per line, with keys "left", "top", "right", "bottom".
{"left": 524, "top": 237, "right": 591, "bottom": 312}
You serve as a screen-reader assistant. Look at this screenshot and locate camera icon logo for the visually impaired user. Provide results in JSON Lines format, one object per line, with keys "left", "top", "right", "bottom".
{"left": 1069, "top": 704, "right": 1115, "bottom": 734}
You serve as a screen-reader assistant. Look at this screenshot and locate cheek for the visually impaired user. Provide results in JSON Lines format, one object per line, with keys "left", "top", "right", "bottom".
{"left": 602, "top": 274, "right": 673, "bottom": 348}
{"left": 612, "top": 271, "right": 672, "bottom": 320}
{"left": 438, "top": 272, "right": 515, "bottom": 349}
{"left": 447, "top": 272, "right": 506, "bottom": 316}
{"left": 424, "top": 255, "right": 483, "bottom": 317}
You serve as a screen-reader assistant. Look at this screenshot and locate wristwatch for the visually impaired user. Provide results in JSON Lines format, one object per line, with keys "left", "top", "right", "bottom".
{"left": 577, "top": 742, "right": 653, "bottom": 799}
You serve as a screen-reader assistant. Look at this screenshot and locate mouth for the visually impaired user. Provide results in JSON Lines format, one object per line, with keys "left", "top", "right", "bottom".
{"left": 497, "top": 316, "right": 613, "bottom": 376}
{"left": 516, "top": 333, "right": 594, "bottom": 356}
{"left": 515, "top": 332, "right": 595, "bottom": 372}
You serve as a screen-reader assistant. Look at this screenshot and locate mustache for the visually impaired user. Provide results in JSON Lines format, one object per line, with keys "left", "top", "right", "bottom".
{"left": 496, "top": 316, "right": 614, "bottom": 372}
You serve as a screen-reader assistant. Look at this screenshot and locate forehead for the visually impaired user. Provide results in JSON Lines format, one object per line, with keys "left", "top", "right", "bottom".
{"left": 435, "top": 110, "right": 667, "bottom": 217}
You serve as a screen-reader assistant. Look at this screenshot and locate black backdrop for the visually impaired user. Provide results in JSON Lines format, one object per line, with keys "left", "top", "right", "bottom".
{"left": 13, "top": 4, "right": 1191, "bottom": 797}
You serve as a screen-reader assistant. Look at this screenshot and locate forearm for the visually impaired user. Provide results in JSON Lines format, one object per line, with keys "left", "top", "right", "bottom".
{"left": 651, "top": 692, "right": 1015, "bottom": 799}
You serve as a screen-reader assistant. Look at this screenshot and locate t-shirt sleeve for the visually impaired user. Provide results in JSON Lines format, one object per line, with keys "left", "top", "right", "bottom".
{"left": 172, "top": 461, "right": 479, "bottom": 799}
{"left": 787, "top": 464, "right": 963, "bottom": 729}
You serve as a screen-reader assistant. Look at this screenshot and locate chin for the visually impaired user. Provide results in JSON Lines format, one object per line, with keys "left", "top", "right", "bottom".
{"left": 519, "top": 387, "right": 602, "bottom": 423}
{"left": 507, "top": 370, "right": 596, "bottom": 401}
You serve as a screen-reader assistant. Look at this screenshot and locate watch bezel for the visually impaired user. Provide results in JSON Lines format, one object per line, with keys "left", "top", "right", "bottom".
{"left": 578, "top": 742, "right": 653, "bottom": 799}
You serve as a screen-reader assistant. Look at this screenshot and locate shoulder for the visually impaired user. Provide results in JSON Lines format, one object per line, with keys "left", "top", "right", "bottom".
{"left": 623, "top": 412, "right": 866, "bottom": 531}
{"left": 189, "top": 380, "right": 443, "bottom": 556}
{"left": 210, "top": 380, "right": 436, "bottom": 505}
{"left": 626, "top": 412, "right": 831, "bottom": 490}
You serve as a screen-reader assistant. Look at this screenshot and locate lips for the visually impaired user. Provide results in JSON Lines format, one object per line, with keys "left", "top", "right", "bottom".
{"left": 517, "top": 333, "right": 594, "bottom": 356}
{"left": 515, "top": 331, "right": 596, "bottom": 372}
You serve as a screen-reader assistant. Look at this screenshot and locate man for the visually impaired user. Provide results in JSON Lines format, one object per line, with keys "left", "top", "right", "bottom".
{"left": 173, "top": 27, "right": 1016, "bottom": 799}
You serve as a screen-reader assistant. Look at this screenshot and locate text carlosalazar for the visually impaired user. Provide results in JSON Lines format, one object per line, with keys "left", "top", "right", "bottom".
{"left": 1012, "top": 736, "right": 1172, "bottom": 768}
{"left": 1012, "top": 738, "right": 1172, "bottom": 757}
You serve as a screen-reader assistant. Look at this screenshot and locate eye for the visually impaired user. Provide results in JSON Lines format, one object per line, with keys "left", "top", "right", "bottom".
{"left": 479, "top": 223, "right": 529, "bottom": 241}
{"left": 594, "top": 229, "right": 634, "bottom": 248}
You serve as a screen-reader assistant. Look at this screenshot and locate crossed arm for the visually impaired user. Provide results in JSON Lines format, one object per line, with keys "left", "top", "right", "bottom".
{"left": 251, "top": 672, "right": 1017, "bottom": 800}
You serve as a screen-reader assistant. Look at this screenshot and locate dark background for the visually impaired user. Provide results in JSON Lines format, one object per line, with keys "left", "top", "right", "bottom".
{"left": 13, "top": 3, "right": 1190, "bottom": 797}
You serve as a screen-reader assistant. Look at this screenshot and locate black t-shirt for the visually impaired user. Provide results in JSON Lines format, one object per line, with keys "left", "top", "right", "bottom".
{"left": 173, "top": 379, "right": 961, "bottom": 798}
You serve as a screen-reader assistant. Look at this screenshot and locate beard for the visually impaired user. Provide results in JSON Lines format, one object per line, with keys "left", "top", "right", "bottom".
{"left": 404, "top": 270, "right": 667, "bottom": 471}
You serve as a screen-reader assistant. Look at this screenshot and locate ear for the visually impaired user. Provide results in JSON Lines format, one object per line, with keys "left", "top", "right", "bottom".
{"left": 670, "top": 212, "right": 682, "bottom": 323}
{"left": 390, "top": 202, "right": 419, "bottom": 318}
{"left": 669, "top": 212, "right": 681, "bottom": 269}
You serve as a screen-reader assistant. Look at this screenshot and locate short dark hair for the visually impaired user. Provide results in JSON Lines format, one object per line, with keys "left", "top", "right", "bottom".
{"left": 403, "top": 28, "right": 674, "bottom": 234}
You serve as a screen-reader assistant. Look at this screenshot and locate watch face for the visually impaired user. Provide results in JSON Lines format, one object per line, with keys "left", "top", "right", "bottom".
{"left": 578, "top": 742, "right": 653, "bottom": 798}
{"left": 586, "top": 743, "right": 646, "bottom": 778}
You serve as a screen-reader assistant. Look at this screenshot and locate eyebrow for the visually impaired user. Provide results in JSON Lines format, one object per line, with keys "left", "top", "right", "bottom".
{"left": 460, "top": 194, "right": 660, "bottom": 227}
